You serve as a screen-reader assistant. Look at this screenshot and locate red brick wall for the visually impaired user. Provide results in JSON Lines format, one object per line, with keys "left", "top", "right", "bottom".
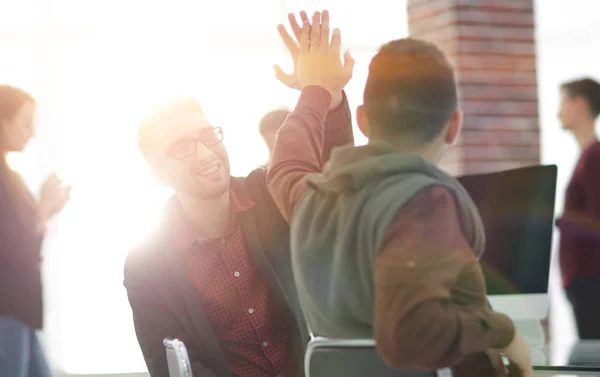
{"left": 407, "top": 0, "right": 540, "bottom": 175}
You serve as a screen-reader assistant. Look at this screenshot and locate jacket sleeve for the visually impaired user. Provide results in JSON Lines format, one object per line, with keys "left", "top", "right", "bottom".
{"left": 124, "top": 262, "right": 220, "bottom": 377}
{"left": 267, "top": 86, "right": 353, "bottom": 222}
{"left": 322, "top": 91, "right": 354, "bottom": 163}
{"left": 373, "top": 186, "right": 515, "bottom": 370}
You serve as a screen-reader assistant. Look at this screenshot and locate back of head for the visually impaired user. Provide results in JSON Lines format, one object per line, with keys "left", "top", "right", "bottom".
{"left": 363, "top": 38, "right": 458, "bottom": 146}
{"left": 259, "top": 109, "right": 289, "bottom": 155}
{"left": 561, "top": 78, "right": 600, "bottom": 120}
{"left": 259, "top": 109, "right": 289, "bottom": 136}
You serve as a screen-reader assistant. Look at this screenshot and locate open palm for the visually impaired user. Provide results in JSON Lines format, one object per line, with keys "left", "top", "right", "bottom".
{"left": 274, "top": 11, "right": 311, "bottom": 90}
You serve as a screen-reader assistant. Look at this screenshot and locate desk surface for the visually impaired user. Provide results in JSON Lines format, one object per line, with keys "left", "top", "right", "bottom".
{"left": 535, "top": 372, "right": 600, "bottom": 377}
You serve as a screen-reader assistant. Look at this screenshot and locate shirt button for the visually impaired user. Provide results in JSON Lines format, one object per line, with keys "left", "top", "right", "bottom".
{"left": 248, "top": 308, "right": 254, "bottom": 314}
{"left": 262, "top": 341, "right": 268, "bottom": 347}
{"left": 234, "top": 271, "right": 240, "bottom": 277}
{"left": 220, "top": 238, "right": 226, "bottom": 244}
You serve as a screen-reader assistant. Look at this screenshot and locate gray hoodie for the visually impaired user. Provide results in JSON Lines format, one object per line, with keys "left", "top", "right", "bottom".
{"left": 290, "top": 141, "right": 486, "bottom": 338}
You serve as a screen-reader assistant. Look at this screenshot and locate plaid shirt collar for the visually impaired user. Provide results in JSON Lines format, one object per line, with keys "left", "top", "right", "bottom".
{"left": 173, "top": 188, "right": 255, "bottom": 253}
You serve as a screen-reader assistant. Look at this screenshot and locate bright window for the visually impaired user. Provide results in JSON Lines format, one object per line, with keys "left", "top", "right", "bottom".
{"left": 1, "top": 1, "right": 407, "bottom": 373}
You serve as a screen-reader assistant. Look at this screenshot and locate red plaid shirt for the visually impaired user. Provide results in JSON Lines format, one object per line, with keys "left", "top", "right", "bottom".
{"left": 174, "top": 189, "right": 295, "bottom": 377}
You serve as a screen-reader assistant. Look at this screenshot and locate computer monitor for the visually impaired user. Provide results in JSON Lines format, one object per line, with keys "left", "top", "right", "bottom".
{"left": 457, "top": 165, "right": 557, "bottom": 321}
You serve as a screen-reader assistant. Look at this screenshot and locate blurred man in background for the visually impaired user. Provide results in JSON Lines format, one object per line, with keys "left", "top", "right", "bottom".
{"left": 557, "top": 77, "right": 600, "bottom": 339}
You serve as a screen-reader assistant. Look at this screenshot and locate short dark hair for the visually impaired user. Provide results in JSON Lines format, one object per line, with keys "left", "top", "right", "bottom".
{"left": 561, "top": 78, "right": 600, "bottom": 119}
{"left": 363, "top": 38, "right": 457, "bottom": 145}
{"left": 259, "top": 109, "right": 289, "bottom": 135}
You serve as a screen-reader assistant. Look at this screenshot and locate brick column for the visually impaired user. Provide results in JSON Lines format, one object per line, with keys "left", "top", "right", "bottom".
{"left": 407, "top": 0, "right": 540, "bottom": 175}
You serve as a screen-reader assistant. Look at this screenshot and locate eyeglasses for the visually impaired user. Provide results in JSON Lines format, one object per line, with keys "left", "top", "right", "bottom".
{"left": 169, "top": 127, "right": 224, "bottom": 160}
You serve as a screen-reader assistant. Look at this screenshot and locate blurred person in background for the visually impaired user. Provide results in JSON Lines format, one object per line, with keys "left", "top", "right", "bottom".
{"left": 0, "top": 85, "right": 71, "bottom": 377}
{"left": 557, "top": 77, "right": 600, "bottom": 339}
{"left": 259, "top": 108, "right": 289, "bottom": 163}
{"left": 123, "top": 12, "right": 353, "bottom": 377}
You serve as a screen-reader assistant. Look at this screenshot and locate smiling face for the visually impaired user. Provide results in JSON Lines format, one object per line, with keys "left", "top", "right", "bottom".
{"left": 140, "top": 105, "right": 231, "bottom": 200}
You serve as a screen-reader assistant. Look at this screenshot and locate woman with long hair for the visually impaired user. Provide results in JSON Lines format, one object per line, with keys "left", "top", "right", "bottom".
{"left": 0, "top": 85, "right": 71, "bottom": 377}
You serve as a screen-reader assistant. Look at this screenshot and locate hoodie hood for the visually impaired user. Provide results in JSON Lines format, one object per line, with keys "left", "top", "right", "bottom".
{"left": 306, "top": 141, "right": 447, "bottom": 193}
{"left": 304, "top": 141, "right": 485, "bottom": 258}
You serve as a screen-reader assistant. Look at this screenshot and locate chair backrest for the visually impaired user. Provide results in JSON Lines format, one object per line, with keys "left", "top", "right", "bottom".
{"left": 305, "top": 337, "right": 452, "bottom": 377}
{"left": 164, "top": 338, "right": 193, "bottom": 377}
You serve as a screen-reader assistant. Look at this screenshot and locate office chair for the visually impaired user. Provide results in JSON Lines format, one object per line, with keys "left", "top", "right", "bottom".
{"left": 305, "top": 337, "right": 452, "bottom": 377}
{"left": 164, "top": 338, "right": 193, "bottom": 377}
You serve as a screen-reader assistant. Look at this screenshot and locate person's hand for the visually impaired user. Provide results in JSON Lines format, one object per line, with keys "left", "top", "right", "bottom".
{"left": 39, "top": 173, "right": 71, "bottom": 223}
{"left": 274, "top": 11, "right": 348, "bottom": 108}
{"left": 274, "top": 11, "right": 310, "bottom": 91}
{"left": 296, "top": 11, "right": 354, "bottom": 99}
{"left": 502, "top": 331, "right": 533, "bottom": 377}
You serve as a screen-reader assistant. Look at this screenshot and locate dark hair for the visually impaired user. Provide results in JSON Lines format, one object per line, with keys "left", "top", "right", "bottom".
{"left": 561, "top": 78, "right": 600, "bottom": 119}
{"left": 363, "top": 38, "right": 457, "bottom": 145}
{"left": 0, "top": 85, "right": 35, "bottom": 152}
{"left": 259, "top": 109, "right": 289, "bottom": 135}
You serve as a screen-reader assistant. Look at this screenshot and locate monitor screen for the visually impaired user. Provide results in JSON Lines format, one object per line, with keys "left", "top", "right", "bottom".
{"left": 457, "top": 165, "right": 557, "bottom": 296}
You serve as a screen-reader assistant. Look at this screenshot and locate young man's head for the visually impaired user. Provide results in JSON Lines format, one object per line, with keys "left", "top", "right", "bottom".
{"left": 259, "top": 109, "right": 289, "bottom": 156}
{"left": 356, "top": 38, "right": 461, "bottom": 160}
{"left": 138, "top": 98, "right": 230, "bottom": 199}
{"left": 559, "top": 78, "right": 600, "bottom": 132}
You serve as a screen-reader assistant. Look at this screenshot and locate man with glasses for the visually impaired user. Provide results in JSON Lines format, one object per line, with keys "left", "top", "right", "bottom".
{"left": 123, "top": 12, "right": 353, "bottom": 377}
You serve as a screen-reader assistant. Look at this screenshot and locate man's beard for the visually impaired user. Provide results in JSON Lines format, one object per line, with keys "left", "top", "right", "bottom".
{"left": 176, "top": 172, "right": 230, "bottom": 200}
{"left": 192, "top": 181, "right": 229, "bottom": 199}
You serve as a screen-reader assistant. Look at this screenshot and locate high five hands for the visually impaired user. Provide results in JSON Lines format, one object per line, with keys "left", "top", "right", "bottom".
{"left": 275, "top": 11, "right": 354, "bottom": 108}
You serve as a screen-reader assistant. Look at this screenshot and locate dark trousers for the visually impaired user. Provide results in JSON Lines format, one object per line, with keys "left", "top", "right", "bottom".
{"left": 566, "top": 276, "right": 600, "bottom": 339}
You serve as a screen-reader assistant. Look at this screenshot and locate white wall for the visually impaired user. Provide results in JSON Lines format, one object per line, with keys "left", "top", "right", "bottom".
{"left": 534, "top": 0, "right": 600, "bottom": 362}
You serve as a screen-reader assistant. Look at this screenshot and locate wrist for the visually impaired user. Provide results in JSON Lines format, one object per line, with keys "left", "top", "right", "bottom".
{"left": 299, "top": 77, "right": 336, "bottom": 98}
{"left": 297, "top": 86, "right": 333, "bottom": 119}
{"left": 36, "top": 219, "right": 48, "bottom": 234}
{"left": 328, "top": 91, "right": 343, "bottom": 110}
{"left": 38, "top": 202, "right": 52, "bottom": 222}
{"left": 36, "top": 206, "right": 49, "bottom": 234}
{"left": 300, "top": 85, "right": 333, "bottom": 102}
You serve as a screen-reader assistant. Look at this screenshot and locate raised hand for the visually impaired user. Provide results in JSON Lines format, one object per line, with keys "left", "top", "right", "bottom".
{"left": 296, "top": 11, "right": 354, "bottom": 97}
{"left": 274, "top": 11, "right": 311, "bottom": 90}
{"left": 39, "top": 173, "right": 71, "bottom": 223}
